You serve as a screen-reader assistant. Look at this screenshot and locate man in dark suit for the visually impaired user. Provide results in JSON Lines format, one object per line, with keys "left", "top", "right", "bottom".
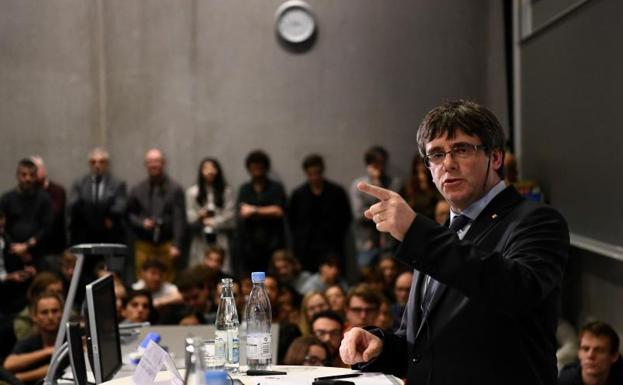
{"left": 339, "top": 100, "right": 569, "bottom": 385}
{"left": 67, "top": 147, "right": 127, "bottom": 245}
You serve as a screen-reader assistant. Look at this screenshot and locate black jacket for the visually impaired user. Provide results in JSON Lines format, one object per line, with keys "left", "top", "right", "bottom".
{"left": 359, "top": 186, "right": 569, "bottom": 385}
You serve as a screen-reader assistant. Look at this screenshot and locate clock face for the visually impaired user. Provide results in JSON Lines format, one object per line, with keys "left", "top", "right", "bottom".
{"left": 277, "top": 6, "right": 316, "bottom": 44}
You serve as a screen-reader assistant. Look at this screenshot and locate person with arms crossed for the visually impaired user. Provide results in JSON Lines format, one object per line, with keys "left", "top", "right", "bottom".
{"left": 339, "top": 100, "right": 569, "bottom": 385}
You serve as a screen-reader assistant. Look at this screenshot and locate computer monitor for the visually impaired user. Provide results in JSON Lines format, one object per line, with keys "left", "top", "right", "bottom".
{"left": 85, "top": 274, "right": 122, "bottom": 384}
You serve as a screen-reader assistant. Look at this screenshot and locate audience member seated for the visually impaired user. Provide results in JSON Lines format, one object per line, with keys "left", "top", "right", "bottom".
{"left": 0, "top": 158, "right": 52, "bottom": 273}
{"left": 376, "top": 254, "right": 400, "bottom": 301}
{"left": 374, "top": 296, "right": 393, "bottom": 331}
{"left": 132, "top": 259, "right": 183, "bottom": 310}
{"left": 299, "top": 291, "right": 330, "bottom": 336}
{"left": 186, "top": 158, "right": 235, "bottom": 270}
{"left": 401, "top": 154, "right": 439, "bottom": 219}
{"left": 324, "top": 284, "right": 347, "bottom": 318}
{"left": 300, "top": 253, "right": 348, "bottom": 294}
{"left": 127, "top": 148, "right": 185, "bottom": 282}
{"left": 288, "top": 154, "right": 352, "bottom": 272}
{"left": 311, "top": 310, "right": 346, "bottom": 367}
{"left": 559, "top": 321, "right": 623, "bottom": 385}
{"left": 390, "top": 271, "right": 413, "bottom": 331}
{"left": 344, "top": 284, "right": 382, "bottom": 330}
{"left": 14, "top": 272, "right": 64, "bottom": 341}
{"left": 275, "top": 284, "right": 302, "bottom": 325}
{"left": 434, "top": 198, "right": 451, "bottom": 225}
{"left": 350, "top": 146, "right": 401, "bottom": 268}
{"left": 67, "top": 147, "right": 127, "bottom": 245}
{"left": 4, "top": 293, "right": 63, "bottom": 385}
{"left": 121, "top": 289, "right": 154, "bottom": 325}
{"left": 176, "top": 307, "right": 207, "bottom": 326}
{"left": 268, "top": 249, "right": 311, "bottom": 295}
{"left": 170, "top": 267, "right": 216, "bottom": 324}
{"left": 235, "top": 150, "right": 287, "bottom": 276}
{"left": 201, "top": 246, "right": 231, "bottom": 284}
{"left": 31, "top": 156, "right": 66, "bottom": 261}
{"left": 283, "top": 336, "right": 329, "bottom": 366}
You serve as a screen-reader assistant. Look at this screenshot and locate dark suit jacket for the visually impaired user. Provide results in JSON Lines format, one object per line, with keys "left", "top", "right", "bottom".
{"left": 68, "top": 173, "right": 127, "bottom": 245}
{"left": 359, "top": 186, "right": 569, "bottom": 385}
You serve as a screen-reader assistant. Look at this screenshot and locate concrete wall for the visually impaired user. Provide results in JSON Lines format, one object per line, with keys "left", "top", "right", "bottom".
{"left": 0, "top": 0, "right": 507, "bottom": 195}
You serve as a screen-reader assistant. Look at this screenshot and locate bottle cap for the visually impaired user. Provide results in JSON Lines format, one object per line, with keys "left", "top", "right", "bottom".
{"left": 251, "top": 272, "right": 265, "bottom": 283}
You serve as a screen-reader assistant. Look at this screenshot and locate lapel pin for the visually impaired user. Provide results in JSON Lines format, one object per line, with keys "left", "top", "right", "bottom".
{"left": 491, "top": 214, "right": 498, "bottom": 220}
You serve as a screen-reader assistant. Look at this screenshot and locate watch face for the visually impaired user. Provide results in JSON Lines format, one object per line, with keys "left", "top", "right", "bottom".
{"left": 277, "top": 6, "right": 315, "bottom": 43}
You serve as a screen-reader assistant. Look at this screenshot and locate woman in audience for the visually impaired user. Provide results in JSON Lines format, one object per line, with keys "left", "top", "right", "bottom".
{"left": 186, "top": 157, "right": 235, "bottom": 270}
{"left": 283, "top": 336, "right": 329, "bottom": 366}
{"left": 299, "top": 291, "right": 329, "bottom": 336}
{"left": 374, "top": 296, "right": 394, "bottom": 331}
{"left": 324, "top": 284, "right": 347, "bottom": 318}
{"left": 401, "top": 154, "right": 439, "bottom": 219}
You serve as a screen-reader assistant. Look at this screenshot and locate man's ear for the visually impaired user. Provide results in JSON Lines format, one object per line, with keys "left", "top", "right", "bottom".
{"left": 610, "top": 351, "right": 620, "bottom": 364}
{"left": 490, "top": 149, "right": 504, "bottom": 173}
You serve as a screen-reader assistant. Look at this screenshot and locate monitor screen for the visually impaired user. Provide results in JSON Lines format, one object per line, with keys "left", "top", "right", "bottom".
{"left": 85, "top": 274, "right": 122, "bottom": 384}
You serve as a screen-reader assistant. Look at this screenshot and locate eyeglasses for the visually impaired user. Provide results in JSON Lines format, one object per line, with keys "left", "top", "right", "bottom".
{"left": 424, "top": 143, "right": 487, "bottom": 168}
{"left": 314, "top": 329, "right": 342, "bottom": 339}
{"left": 303, "top": 355, "right": 326, "bottom": 366}
{"left": 348, "top": 306, "right": 378, "bottom": 314}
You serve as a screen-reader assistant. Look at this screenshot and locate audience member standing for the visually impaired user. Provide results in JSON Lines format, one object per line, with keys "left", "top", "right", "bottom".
{"left": 30, "top": 156, "right": 66, "bottom": 259}
{"left": 127, "top": 149, "right": 186, "bottom": 281}
{"left": 350, "top": 146, "right": 401, "bottom": 268}
{"left": 235, "top": 150, "right": 287, "bottom": 276}
{"left": 185, "top": 158, "right": 235, "bottom": 270}
{"left": 67, "top": 147, "right": 127, "bottom": 245}
{"left": 0, "top": 159, "right": 53, "bottom": 272}
{"left": 289, "top": 154, "right": 352, "bottom": 272}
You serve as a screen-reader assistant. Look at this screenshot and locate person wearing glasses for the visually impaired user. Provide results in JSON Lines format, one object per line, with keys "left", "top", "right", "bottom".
{"left": 312, "top": 310, "right": 346, "bottom": 367}
{"left": 283, "top": 335, "right": 330, "bottom": 367}
{"left": 339, "top": 100, "right": 569, "bottom": 385}
{"left": 344, "top": 284, "right": 383, "bottom": 330}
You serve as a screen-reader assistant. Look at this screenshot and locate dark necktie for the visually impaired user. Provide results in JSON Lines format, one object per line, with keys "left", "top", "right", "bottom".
{"left": 93, "top": 176, "right": 102, "bottom": 203}
{"left": 421, "top": 214, "right": 471, "bottom": 317}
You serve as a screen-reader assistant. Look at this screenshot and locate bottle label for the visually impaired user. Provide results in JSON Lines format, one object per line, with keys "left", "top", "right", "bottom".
{"left": 246, "top": 334, "right": 271, "bottom": 360}
{"left": 214, "top": 330, "right": 227, "bottom": 361}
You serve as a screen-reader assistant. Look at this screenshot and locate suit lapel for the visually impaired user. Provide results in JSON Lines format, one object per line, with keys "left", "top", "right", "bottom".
{"left": 414, "top": 186, "right": 523, "bottom": 339}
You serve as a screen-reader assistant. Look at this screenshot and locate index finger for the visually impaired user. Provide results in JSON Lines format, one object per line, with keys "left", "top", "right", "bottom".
{"left": 357, "top": 182, "right": 394, "bottom": 201}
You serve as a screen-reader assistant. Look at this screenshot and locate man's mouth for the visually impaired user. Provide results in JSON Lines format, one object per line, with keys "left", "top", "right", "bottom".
{"left": 443, "top": 178, "right": 463, "bottom": 187}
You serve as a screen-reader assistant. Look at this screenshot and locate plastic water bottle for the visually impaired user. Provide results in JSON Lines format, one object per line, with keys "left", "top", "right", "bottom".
{"left": 214, "top": 278, "right": 240, "bottom": 373}
{"left": 244, "top": 272, "right": 272, "bottom": 370}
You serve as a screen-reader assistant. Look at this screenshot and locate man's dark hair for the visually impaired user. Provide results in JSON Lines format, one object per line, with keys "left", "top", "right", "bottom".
{"left": 302, "top": 154, "right": 325, "bottom": 172}
{"left": 122, "top": 289, "right": 153, "bottom": 308}
{"left": 319, "top": 252, "right": 341, "bottom": 270}
{"left": 580, "top": 321, "right": 620, "bottom": 354}
{"left": 346, "top": 283, "right": 383, "bottom": 308}
{"left": 416, "top": 100, "right": 506, "bottom": 177}
{"left": 311, "top": 310, "right": 344, "bottom": 327}
{"left": 245, "top": 149, "right": 271, "bottom": 171}
{"left": 175, "top": 268, "right": 204, "bottom": 293}
{"left": 17, "top": 158, "right": 37, "bottom": 171}
{"left": 141, "top": 258, "right": 166, "bottom": 272}
{"left": 364, "top": 146, "right": 388, "bottom": 166}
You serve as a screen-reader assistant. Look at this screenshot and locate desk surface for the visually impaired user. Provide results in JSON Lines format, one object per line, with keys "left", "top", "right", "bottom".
{"left": 106, "top": 366, "right": 403, "bottom": 385}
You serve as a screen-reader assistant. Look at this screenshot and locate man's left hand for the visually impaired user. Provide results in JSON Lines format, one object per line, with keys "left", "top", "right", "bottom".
{"left": 358, "top": 182, "right": 416, "bottom": 241}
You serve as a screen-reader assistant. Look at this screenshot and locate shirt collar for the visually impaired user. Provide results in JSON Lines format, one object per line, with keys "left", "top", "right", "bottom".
{"left": 450, "top": 180, "right": 507, "bottom": 223}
